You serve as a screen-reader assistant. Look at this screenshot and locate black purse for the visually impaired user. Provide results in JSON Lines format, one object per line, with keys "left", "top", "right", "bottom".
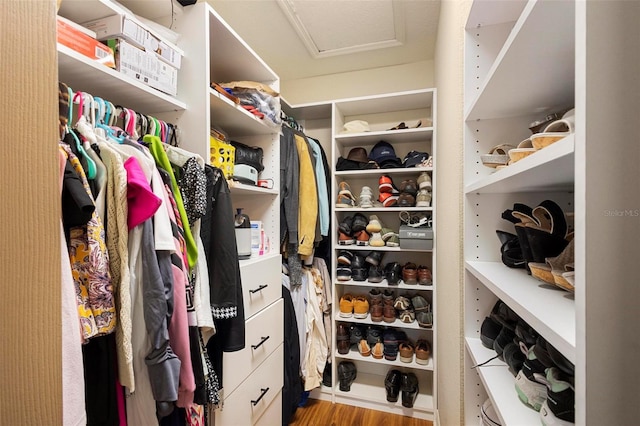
{"left": 230, "top": 140, "right": 264, "bottom": 172}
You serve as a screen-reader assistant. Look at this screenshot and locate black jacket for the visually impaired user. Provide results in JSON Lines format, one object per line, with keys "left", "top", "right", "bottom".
{"left": 282, "top": 285, "right": 302, "bottom": 425}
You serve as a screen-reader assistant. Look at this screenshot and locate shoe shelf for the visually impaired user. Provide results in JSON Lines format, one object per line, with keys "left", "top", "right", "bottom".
{"left": 335, "top": 350, "right": 434, "bottom": 371}
{"left": 335, "top": 167, "right": 433, "bottom": 177}
{"left": 334, "top": 128, "right": 434, "bottom": 147}
{"left": 334, "top": 371, "right": 434, "bottom": 417}
{"left": 336, "top": 207, "right": 433, "bottom": 213}
{"left": 465, "top": 337, "right": 540, "bottom": 426}
{"left": 464, "top": 135, "right": 575, "bottom": 194}
{"left": 335, "top": 279, "right": 433, "bottom": 291}
{"left": 465, "top": 0, "right": 575, "bottom": 121}
{"left": 466, "top": 260, "right": 575, "bottom": 363}
{"left": 334, "top": 311, "right": 432, "bottom": 331}
{"left": 339, "top": 246, "right": 433, "bottom": 253}
{"left": 57, "top": 44, "right": 187, "bottom": 114}
{"left": 209, "top": 89, "right": 279, "bottom": 136}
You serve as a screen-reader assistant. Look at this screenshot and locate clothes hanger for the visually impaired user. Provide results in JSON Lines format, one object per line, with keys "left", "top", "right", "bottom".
{"left": 69, "top": 90, "right": 97, "bottom": 179}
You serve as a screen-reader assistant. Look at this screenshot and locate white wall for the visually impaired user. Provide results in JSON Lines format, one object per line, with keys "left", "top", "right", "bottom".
{"left": 281, "top": 60, "right": 434, "bottom": 105}
{"left": 433, "top": 1, "right": 471, "bottom": 425}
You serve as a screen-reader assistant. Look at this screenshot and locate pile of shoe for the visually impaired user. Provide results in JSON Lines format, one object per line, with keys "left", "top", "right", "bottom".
{"left": 384, "top": 369, "right": 420, "bottom": 408}
{"left": 378, "top": 174, "right": 400, "bottom": 207}
{"left": 480, "top": 300, "right": 575, "bottom": 425}
{"left": 338, "top": 290, "right": 432, "bottom": 329}
{"left": 499, "top": 200, "right": 574, "bottom": 292}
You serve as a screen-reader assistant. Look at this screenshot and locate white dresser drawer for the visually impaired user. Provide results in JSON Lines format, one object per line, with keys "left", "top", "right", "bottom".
{"left": 255, "top": 390, "right": 282, "bottom": 426}
{"left": 240, "top": 254, "right": 281, "bottom": 319}
{"left": 222, "top": 298, "right": 283, "bottom": 395}
{"left": 216, "top": 345, "right": 284, "bottom": 426}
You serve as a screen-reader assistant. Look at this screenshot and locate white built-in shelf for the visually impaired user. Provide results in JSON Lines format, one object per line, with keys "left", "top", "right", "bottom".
{"left": 58, "top": 44, "right": 186, "bottom": 113}
{"left": 208, "top": 6, "right": 278, "bottom": 84}
{"left": 466, "top": 261, "right": 575, "bottom": 363}
{"left": 465, "top": 337, "right": 540, "bottom": 426}
{"left": 281, "top": 98, "right": 332, "bottom": 121}
{"left": 209, "top": 89, "right": 279, "bottom": 136}
{"left": 228, "top": 180, "right": 278, "bottom": 195}
{"left": 466, "top": 0, "right": 527, "bottom": 28}
{"left": 336, "top": 279, "right": 433, "bottom": 291}
{"left": 336, "top": 167, "right": 433, "bottom": 177}
{"left": 336, "top": 207, "right": 433, "bottom": 213}
{"left": 334, "top": 371, "right": 434, "bottom": 413}
{"left": 335, "top": 349, "right": 434, "bottom": 371}
{"left": 465, "top": 135, "right": 575, "bottom": 194}
{"left": 58, "top": 0, "right": 123, "bottom": 24}
{"left": 335, "top": 127, "right": 434, "bottom": 146}
{"left": 339, "top": 245, "right": 433, "bottom": 253}
{"left": 238, "top": 252, "right": 280, "bottom": 268}
{"left": 335, "top": 311, "right": 432, "bottom": 331}
{"left": 335, "top": 90, "right": 434, "bottom": 116}
{"left": 465, "top": 0, "right": 575, "bottom": 121}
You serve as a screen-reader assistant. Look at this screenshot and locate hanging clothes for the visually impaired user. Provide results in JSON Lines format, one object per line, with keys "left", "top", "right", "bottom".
{"left": 306, "top": 137, "right": 330, "bottom": 238}
{"left": 281, "top": 284, "right": 302, "bottom": 426}
{"left": 293, "top": 133, "right": 318, "bottom": 257}
{"left": 302, "top": 268, "right": 328, "bottom": 391}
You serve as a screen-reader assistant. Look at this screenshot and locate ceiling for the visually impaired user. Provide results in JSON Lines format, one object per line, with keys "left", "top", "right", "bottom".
{"left": 206, "top": 0, "right": 441, "bottom": 82}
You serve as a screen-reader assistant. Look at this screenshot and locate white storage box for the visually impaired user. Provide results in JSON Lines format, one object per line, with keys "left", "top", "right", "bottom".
{"left": 83, "top": 14, "right": 182, "bottom": 69}
{"left": 399, "top": 225, "right": 434, "bottom": 250}
{"left": 107, "top": 39, "right": 178, "bottom": 96}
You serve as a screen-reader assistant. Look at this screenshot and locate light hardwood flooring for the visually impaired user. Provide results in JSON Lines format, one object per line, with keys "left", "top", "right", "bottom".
{"left": 288, "top": 398, "right": 434, "bottom": 426}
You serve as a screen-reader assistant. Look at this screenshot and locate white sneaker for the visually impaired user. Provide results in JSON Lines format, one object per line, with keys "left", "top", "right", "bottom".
{"left": 416, "top": 189, "right": 431, "bottom": 207}
{"left": 417, "top": 172, "right": 432, "bottom": 190}
{"left": 359, "top": 192, "right": 373, "bottom": 208}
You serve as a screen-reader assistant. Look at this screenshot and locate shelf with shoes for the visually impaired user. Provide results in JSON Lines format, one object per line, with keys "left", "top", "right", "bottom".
{"left": 335, "top": 349, "right": 434, "bottom": 371}
{"left": 463, "top": 1, "right": 581, "bottom": 425}
{"left": 333, "top": 368, "right": 434, "bottom": 419}
{"left": 330, "top": 88, "right": 437, "bottom": 420}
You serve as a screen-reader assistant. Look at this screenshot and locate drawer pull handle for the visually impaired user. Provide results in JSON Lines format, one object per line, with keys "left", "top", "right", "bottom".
{"left": 251, "top": 335, "right": 270, "bottom": 350}
{"left": 249, "top": 284, "right": 268, "bottom": 294}
{"left": 251, "top": 387, "right": 270, "bottom": 406}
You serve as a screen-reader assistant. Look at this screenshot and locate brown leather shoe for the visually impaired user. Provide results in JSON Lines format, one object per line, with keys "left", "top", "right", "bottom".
{"left": 399, "top": 342, "right": 414, "bottom": 363}
{"left": 415, "top": 339, "right": 431, "bottom": 365}
{"left": 402, "top": 262, "right": 418, "bottom": 285}
{"left": 370, "top": 303, "right": 383, "bottom": 322}
{"left": 418, "top": 265, "right": 432, "bottom": 285}
{"left": 337, "top": 323, "right": 350, "bottom": 354}
{"left": 397, "top": 192, "right": 416, "bottom": 207}
{"left": 383, "top": 304, "right": 396, "bottom": 323}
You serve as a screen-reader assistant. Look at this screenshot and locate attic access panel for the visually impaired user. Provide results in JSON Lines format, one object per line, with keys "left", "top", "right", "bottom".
{"left": 278, "top": 0, "right": 405, "bottom": 58}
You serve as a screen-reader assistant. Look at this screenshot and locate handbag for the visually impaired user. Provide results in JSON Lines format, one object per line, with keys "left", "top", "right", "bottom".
{"left": 230, "top": 140, "right": 264, "bottom": 172}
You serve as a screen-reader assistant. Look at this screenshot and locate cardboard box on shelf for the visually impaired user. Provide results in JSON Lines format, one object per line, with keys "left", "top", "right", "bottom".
{"left": 107, "top": 39, "right": 178, "bottom": 96}
{"left": 399, "top": 225, "right": 434, "bottom": 250}
{"left": 82, "top": 14, "right": 182, "bottom": 69}
{"left": 57, "top": 16, "right": 115, "bottom": 68}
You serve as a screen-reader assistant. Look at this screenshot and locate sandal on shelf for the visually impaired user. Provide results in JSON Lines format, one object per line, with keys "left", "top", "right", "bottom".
{"left": 388, "top": 120, "right": 422, "bottom": 131}
{"left": 481, "top": 144, "right": 515, "bottom": 168}
{"left": 508, "top": 138, "right": 537, "bottom": 164}
{"left": 560, "top": 263, "right": 575, "bottom": 292}
{"left": 530, "top": 109, "right": 575, "bottom": 150}
{"left": 528, "top": 236, "right": 574, "bottom": 288}
{"left": 502, "top": 203, "right": 536, "bottom": 273}
{"left": 496, "top": 230, "right": 526, "bottom": 269}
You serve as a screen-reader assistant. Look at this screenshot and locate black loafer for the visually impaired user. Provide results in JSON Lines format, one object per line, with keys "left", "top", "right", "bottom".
{"left": 400, "top": 372, "right": 419, "bottom": 408}
{"left": 338, "top": 361, "right": 357, "bottom": 391}
{"left": 367, "top": 265, "right": 384, "bottom": 283}
{"left": 365, "top": 251, "right": 385, "bottom": 266}
{"left": 384, "top": 369, "right": 402, "bottom": 402}
{"left": 384, "top": 261, "right": 402, "bottom": 285}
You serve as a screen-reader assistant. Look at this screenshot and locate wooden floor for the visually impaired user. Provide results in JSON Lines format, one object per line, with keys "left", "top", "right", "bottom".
{"left": 288, "top": 398, "right": 434, "bottom": 426}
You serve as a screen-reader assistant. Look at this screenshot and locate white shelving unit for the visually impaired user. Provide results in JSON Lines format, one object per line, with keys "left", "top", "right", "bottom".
{"left": 162, "top": 4, "right": 283, "bottom": 425}
{"left": 328, "top": 89, "right": 437, "bottom": 421}
{"left": 463, "top": 1, "right": 578, "bottom": 424}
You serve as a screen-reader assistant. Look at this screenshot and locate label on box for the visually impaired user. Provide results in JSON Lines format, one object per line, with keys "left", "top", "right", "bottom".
{"left": 57, "top": 16, "right": 115, "bottom": 68}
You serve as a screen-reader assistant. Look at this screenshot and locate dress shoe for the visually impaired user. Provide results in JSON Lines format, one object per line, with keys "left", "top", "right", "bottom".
{"left": 383, "top": 304, "right": 396, "bottom": 323}
{"left": 397, "top": 192, "right": 416, "bottom": 207}
{"left": 384, "top": 262, "right": 402, "bottom": 285}
{"left": 417, "top": 265, "right": 432, "bottom": 285}
{"left": 367, "top": 265, "right": 384, "bottom": 283}
{"left": 415, "top": 339, "right": 431, "bottom": 365}
{"left": 338, "top": 361, "right": 357, "bottom": 392}
{"left": 351, "top": 255, "right": 368, "bottom": 281}
{"left": 370, "top": 303, "right": 383, "bottom": 322}
{"left": 398, "top": 179, "right": 418, "bottom": 196}
{"left": 402, "top": 262, "right": 418, "bottom": 284}
{"left": 365, "top": 251, "right": 385, "bottom": 266}
{"left": 322, "top": 362, "right": 332, "bottom": 387}
{"left": 401, "top": 372, "right": 419, "bottom": 408}
{"left": 337, "top": 323, "right": 350, "bottom": 354}
{"left": 385, "top": 369, "right": 402, "bottom": 402}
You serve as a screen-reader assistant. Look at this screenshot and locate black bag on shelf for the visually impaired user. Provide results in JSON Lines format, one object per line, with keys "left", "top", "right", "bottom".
{"left": 230, "top": 140, "right": 264, "bottom": 172}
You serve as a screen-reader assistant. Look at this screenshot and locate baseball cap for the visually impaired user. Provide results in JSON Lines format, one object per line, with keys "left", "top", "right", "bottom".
{"left": 369, "top": 141, "right": 397, "bottom": 164}
{"left": 403, "top": 151, "right": 430, "bottom": 168}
